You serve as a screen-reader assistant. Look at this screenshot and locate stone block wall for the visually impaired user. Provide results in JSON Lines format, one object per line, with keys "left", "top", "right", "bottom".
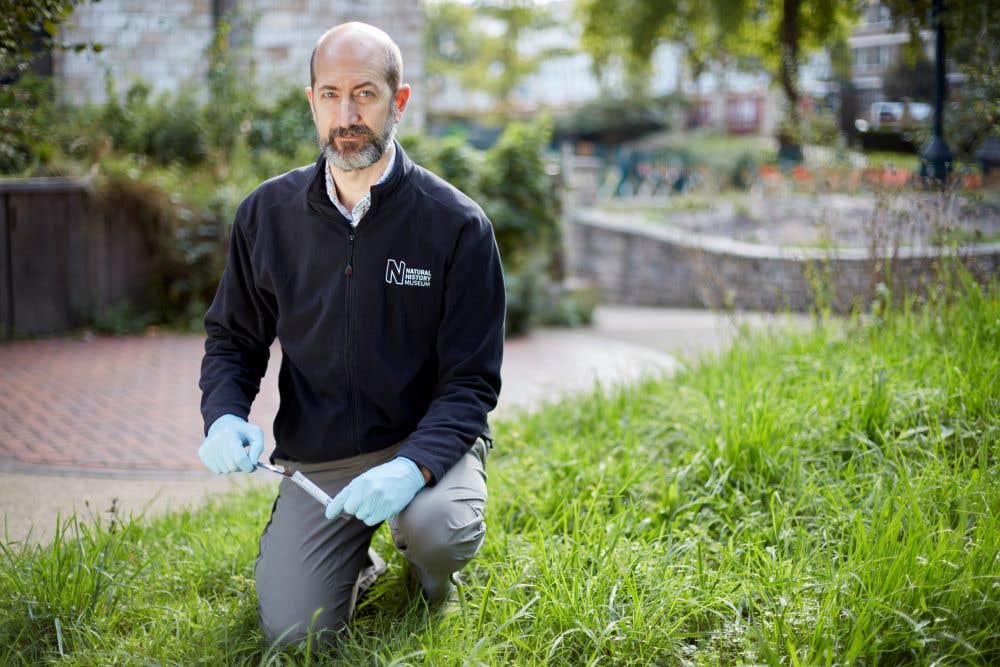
{"left": 54, "top": 1, "right": 425, "bottom": 128}
{"left": 568, "top": 211, "right": 1000, "bottom": 313}
{"left": 54, "top": 0, "right": 215, "bottom": 106}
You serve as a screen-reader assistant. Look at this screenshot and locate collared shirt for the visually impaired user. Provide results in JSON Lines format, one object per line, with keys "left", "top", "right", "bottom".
{"left": 324, "top": 144, "right": 396, "bottom": 226}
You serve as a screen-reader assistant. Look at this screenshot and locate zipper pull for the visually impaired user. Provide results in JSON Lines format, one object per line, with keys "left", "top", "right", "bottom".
{"left": 344, "top": 264, "right": 353, "bottom": 277}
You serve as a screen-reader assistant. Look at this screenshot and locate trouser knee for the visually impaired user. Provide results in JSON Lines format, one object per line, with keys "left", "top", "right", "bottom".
{"left": 392, "top": 494, "right": 486, "bottom": 573}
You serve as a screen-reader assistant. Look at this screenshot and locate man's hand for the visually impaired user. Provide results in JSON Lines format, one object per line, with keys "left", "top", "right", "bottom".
{"left": 198, "top": 414, "right": 265, "bottom": 474}
{"left": 325, "top": 457, "right": 426, "bottom": 526}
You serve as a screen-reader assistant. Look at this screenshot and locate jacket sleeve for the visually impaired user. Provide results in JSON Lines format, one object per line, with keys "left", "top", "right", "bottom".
{"left": 199, "top": 205, "right": 278, "bottom": 436}
{"left": 394, "top": 214, "right": 505, "bottom": 483}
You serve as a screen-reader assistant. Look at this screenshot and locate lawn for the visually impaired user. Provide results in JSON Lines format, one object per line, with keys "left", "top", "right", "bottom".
{"left": 1, "top": 268, "right": 998, "bottom": 665}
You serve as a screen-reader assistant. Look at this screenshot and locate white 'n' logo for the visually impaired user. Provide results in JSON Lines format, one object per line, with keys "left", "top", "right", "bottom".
{"left": 386, "top": 259, "right": 406, "bottom": 285}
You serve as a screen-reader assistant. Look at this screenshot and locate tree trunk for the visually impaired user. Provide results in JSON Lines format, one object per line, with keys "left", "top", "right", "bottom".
{"left": 778, "top": 0, "right": 804, "bottom": 160}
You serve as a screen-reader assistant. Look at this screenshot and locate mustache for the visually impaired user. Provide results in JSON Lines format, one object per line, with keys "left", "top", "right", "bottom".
{"left": 327, "top": 125, "right": 376, "bottom": 141}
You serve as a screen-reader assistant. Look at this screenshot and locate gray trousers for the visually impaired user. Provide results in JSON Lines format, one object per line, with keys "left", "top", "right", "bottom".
{"left": 254, "top": 437, "right": 489, "bottom": 645}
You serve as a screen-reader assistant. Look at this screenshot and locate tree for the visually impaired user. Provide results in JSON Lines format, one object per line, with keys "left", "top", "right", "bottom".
{"left": 424, "top": 0, "right": 571, "bottom": 115}
{"left": 576, "top": 0, "right": 858, "bottom": 154}
{"left": 879, "top": 0, "right": 998, "bottom": 69}
{"left": 0, "top": 0, "right": 101, "bottom": 77}
{"left": 880, "top": 0, "right": 999, "bottom": 159}
{"left": 1, "top": 0, "right": 102, "bottom": 173}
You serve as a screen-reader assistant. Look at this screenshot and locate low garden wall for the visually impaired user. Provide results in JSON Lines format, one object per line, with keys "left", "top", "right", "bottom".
{"left": 567, "top": 210, "right": 1000, "bottom": 313}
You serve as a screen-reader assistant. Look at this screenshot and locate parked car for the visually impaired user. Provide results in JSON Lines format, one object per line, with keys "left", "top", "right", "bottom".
{"left": 867, "top": 101, "right": 932, "bottom": 130}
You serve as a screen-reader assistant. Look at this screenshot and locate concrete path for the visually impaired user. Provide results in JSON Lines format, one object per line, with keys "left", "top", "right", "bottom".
{"left": 0, "top": 306, "right": 810, "bottom": 544}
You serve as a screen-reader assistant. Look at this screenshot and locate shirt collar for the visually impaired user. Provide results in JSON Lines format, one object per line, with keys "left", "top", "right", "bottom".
{"left": 325, "top": 143, "right": 396, "bottom": 226}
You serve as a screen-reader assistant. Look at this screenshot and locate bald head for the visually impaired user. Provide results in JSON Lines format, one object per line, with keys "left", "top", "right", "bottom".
{"left": 310, "top": 22, "right": 403, "bottom": 93}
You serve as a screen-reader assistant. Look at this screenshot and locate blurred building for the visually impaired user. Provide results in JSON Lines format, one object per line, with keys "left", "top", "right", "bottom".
{"left": 848, "top": 0, "right": 935, "bottom": 115}
{"left": 53, "top": 0, "right": 426, "bottom": 127}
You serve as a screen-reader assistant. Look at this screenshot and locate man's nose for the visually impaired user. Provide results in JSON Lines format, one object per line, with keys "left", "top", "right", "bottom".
{"left": 340, "top": 96, "right": 360, "bottom": 124}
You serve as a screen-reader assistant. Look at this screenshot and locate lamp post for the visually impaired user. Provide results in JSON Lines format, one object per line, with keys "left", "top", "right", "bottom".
{"left": 919, "top": 0, "right": 953, "bottom": 184}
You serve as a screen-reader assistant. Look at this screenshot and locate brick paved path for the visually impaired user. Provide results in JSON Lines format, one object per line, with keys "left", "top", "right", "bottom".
{"left": 0, "top": 318, "right": 681, "bottom": 474}
{"left": 0, "top": 334, "right": 277, "bottom": 472}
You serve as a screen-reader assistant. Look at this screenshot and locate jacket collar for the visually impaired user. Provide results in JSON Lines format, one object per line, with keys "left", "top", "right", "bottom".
{"left": 306, "top": 140, "right": 412, "bottom": 223}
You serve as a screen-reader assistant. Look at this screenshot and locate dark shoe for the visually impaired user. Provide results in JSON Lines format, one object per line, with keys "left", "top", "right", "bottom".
{"left": 405, "top": 559, "right": 457, "bottom": 607}
{"left": 355, "top": 547, "right": 387, "bottom": 602}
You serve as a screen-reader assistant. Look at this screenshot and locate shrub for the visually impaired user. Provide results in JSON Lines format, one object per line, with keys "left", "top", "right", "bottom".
{"left": 0, "top": 73, "right": 57, "bottom": 174}
{"left": 100, "top": 81, "right": 207, "bottom": 166}
{"left": 247, "top": 87, "right": 316, "bottom": 159}
{"left": 730, "top": 151, "right": 757, "bottom": 190}
{"left": 480, "top": 119, "right": 560, "bottom": 274}
{"left": 91, "top": 161, "right": 227, "bottom": 330}
{"left": 432, "top": 134, "right": 483, "bottom": 201}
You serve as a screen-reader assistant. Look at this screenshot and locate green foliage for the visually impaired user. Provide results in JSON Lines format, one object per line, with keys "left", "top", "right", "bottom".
{"left": 479, "top": 120, "right": 568, "bottom": 335}
{"left": 535, "top": 277, "right": 600, "bottom": 328}
{"left": 0, "top": 0, "right": 101, "bottom": 74}
{"left": 881, "top": 0, "right": 998, "bottom": 162}
{"left": 246, "top": 87, "right": 315, "bottom": 159}
{"left": 86, "top": 154, "right": 252, "bottom": 331}
{"left": 730, "top": 150, "right": 758, "bottom": 189}
{"left": 552, "top": 93, "right": 678, "bottom": 144}
{"left": 203, "top": 19, "right": 256, "bottom": 156}
{"left": 906, "top": 62, "right": 1000, "bottom": 161}
{"left": 880, "top": 0, "right": 999, "bottom": 68}
{"left": 801, "top": 109, "right": 841, "bottom": 148}
{"left": 2, "top": 270, "right": 998, "bottom": 664}
{"left": 433, "top": 135, "right": 484, "bottom": 202}
{"left": 403, "top": 122, "right": 579, "bottom": 336}
{"left": 577, "top": 0, "right": 859, "bottom": 148}
{"left": 424, "top": 0, "right": 570, "bottom": 113}
{"left": 481, "top": 119, "right": 561, "bottom": 273}
{"left": 92, "top": 300, "right": 156, "bottom": 335}
{"left": 100, "top": 81, "right": 207, "bottom": 166}
{"left": 5, "top": 62, "right": 570, "bottom": 335}
{"left": 0, "top": 73, "right": 56, "bottom": 174}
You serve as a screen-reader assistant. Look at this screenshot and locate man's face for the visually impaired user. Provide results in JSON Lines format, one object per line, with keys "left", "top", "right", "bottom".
{"left": 306, "top": 38, "right": 410, "bottom": 172}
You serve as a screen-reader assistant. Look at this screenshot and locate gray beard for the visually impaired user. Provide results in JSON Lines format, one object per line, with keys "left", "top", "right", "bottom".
{"left": 321, "top": 109, "right": 398, "bottom": 172}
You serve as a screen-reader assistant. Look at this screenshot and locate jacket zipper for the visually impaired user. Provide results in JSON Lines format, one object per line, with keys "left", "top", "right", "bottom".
{"left": 344, "top": 230, "right": 360, "bottom": 452}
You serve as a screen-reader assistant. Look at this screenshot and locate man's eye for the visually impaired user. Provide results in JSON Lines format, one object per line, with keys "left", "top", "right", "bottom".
{"left": 358, "top": 90, "right": 374, "bottom": 98}
{"left": 322, "top": 91, "right": 336, "bottom": 98}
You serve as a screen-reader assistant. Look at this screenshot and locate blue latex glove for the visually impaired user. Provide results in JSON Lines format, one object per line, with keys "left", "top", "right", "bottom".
{"left": 325, "top": 457, "right": 426, "bottom": 526}
{"left": 198, "top": 414, "right": 265, "bottom": 474}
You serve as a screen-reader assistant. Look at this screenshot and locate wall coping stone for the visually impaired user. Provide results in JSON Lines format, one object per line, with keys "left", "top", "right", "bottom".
{"left": 574, "top": 209, "right": 1000, "bottom": 262}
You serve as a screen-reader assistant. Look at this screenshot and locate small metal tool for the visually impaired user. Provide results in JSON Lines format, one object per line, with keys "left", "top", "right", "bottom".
{"left": 256, "top": 461, "right": 349, "bottom": 519}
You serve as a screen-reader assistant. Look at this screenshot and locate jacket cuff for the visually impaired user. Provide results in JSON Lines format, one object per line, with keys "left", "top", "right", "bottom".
{"left": 202, "top": 408, "right": 249, "bottom": 436}
{"left": 393, "top": 446, "right": 444, "bottom": 486}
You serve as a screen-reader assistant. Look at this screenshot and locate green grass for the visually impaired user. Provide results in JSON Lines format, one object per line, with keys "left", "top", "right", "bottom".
{"left": 858, "top": 151, "right": 923, "bottom": 172}
{"left": 2, "top": 270, "right": 998, "bottom": 664}
{"left": 646, "top": 130, "right": 778, "bottom": 168}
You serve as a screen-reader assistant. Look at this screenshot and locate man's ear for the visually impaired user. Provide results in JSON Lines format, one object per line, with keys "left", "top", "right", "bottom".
{"left": 393, "top": 84, "right": 411, "bottom": 118}
{"left": 305, "top": 85, "right": 315, "bottom": 116}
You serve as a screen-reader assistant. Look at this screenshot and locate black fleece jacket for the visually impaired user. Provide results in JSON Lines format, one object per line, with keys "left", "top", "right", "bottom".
{"left": 198, "top": 142, "right": 505, "bottom": 483}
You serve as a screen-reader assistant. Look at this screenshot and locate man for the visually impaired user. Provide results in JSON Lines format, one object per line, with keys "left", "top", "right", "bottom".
{"left": 197, "top": 22, "right": 505, "bottom": 646}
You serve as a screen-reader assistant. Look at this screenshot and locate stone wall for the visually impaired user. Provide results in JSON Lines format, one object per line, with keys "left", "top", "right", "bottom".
{"left": 568, "top": 211, "right": 1000, "bottom": 313}
{"left": 54, "top": 1, "right": 425, "bottom": 128}
{"left": 54, "top": 0, "right": 215, "bottom": 105}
